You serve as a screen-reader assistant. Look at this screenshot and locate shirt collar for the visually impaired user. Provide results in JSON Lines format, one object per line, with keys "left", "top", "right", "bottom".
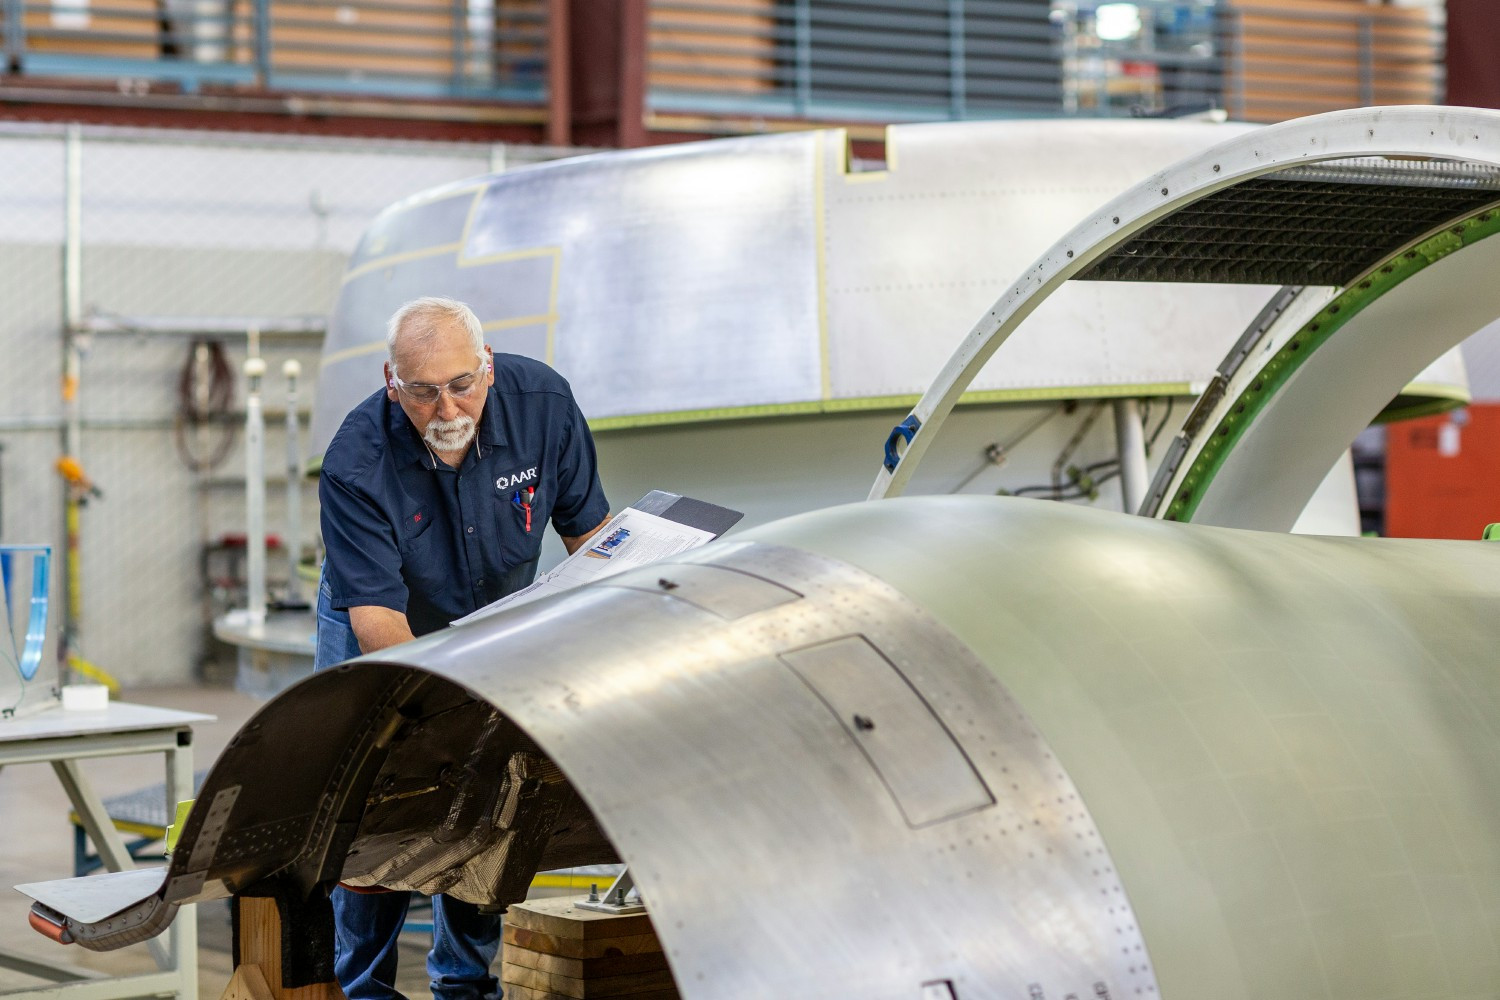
{"left": 386, "top": 387, "right": 507, "bottom": 470}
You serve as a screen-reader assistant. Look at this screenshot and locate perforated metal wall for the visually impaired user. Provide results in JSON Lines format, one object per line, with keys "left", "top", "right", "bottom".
{"left": 1079, "top": 164, "right": 1500, "bottom": 286}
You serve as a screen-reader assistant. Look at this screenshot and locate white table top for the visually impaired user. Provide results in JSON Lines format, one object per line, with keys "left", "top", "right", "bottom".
{"left": 213, "top": 608, "right": 316, "bottom": 656}
{"left": 0, "top": 701, "right": 216, "bottom": 744}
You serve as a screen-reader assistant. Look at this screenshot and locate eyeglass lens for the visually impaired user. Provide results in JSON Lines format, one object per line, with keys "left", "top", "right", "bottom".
{"left": 400, "top": 364, "right": 483, "bottom": 403}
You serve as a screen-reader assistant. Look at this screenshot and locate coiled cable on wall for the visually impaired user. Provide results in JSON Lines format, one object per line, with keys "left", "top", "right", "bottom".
{"left": 174, "top": 338, "right": 237, "bottom": 472}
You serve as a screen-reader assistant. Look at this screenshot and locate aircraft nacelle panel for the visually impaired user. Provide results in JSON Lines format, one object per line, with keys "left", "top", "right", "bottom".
{"left": 23, "top": 498, "right": 1500, "bottom": 1000}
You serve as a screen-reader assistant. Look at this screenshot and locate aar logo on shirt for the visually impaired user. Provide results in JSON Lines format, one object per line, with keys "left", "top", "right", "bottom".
{"left": 496, "top": 466, "right": 539, "bottom": 491}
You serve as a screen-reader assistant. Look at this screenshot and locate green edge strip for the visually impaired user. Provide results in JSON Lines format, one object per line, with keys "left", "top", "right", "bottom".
{"left": 1164, "top": 206, "right": 1500, "bottom": 523}
{"left": 586, "top": 382, "right": 1195, "bottom": 433}
{"left": 307, "top": 383, "right": 1193, "bottom": 465}
{"left": 1373, "top": 383, "right": 1471, "bottom": 425}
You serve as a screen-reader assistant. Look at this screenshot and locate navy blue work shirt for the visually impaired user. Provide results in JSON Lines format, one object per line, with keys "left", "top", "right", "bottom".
{"left": 319, "top": 355, "right": 610, "bottom": 637}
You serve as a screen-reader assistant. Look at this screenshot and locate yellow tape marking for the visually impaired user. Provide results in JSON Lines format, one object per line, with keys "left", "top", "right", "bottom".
{"left": 813, "top": 132, "right": 832, "bottom": 401}
{"left": 342, "top": 242, "right": 464, "bottom": 284}
{"left": 321, "top": 340, "right": 388, "bottom": 367}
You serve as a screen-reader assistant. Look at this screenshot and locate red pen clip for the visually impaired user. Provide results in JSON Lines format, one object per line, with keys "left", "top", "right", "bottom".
{"left": 514, "top": 486, "right": 535, "bottom": 532}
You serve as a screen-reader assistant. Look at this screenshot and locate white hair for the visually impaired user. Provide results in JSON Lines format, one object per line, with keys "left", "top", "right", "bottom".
{"left": 386, "top": 297, "right": 484, "bottom": 377}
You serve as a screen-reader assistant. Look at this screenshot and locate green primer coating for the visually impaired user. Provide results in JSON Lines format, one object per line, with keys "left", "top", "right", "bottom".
{"left": 1166, "top": 207, "right": 1500, "bottom": 522}
{"left": 164, "top": 799, "right": 193, "bottom": 856}
{"left": 585, "top": 382, "right": 1195, "bottom": 433}
{"left": 1372, "top": 387, "right": 1469, "bottom": 425}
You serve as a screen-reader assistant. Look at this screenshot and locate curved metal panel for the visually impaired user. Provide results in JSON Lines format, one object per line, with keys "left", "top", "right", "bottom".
{"left": 742, "top": 496, "right": 1500, "bottom": 1000}
{"left": 1148, "top": 212, "right": 1500, "bottom": 529}
{"left": 69, "top": 535, "right": 1155, "bottom": 1000}
{"left": 313, "top": 132, "right": 823, "bottom": 452}
{"left": 313, "top": 119, "right": 1279, "bottom": 454}
{"left": 869, "top": 106, "right": 1500, "bottom": 502}
{"left": 24, "top": 496, "right": 1500, "bottom": 999}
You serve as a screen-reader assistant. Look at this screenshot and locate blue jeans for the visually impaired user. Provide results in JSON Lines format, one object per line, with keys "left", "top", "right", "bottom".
{"left": 316, "top": 576, "right": 503, "bottom": 1000}
{"left": 315, "top": 575, "right": 364, "bottom": 670}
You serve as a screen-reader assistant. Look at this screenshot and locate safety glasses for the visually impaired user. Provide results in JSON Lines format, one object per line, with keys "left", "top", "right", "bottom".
{"left": 392, "top": 357, "right": 487, "bottom": 405}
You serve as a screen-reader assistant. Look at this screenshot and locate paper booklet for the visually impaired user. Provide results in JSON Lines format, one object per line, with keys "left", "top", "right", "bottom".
{"left": 450, "top": 491, "right": 743, "bottom": 628}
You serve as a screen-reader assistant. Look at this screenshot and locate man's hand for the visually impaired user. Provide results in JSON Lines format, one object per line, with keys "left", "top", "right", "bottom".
{"left": 349, "top": 605, "right": 417, "bottom": 654}
{"left": 561, "top": 516, "right": 611, "bottom": 556}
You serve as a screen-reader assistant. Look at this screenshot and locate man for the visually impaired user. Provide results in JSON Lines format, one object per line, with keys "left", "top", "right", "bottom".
{"left": 316, "top": 296, "right": 610, "bottom": 1000}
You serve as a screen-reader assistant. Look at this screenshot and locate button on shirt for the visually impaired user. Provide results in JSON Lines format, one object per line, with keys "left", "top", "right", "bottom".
{"left": 319, "top": 355, "right": 610, "bottom": 637}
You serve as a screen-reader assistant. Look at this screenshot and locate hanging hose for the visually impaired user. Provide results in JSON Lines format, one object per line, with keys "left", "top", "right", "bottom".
{"left": 174, "top": 338, "right": 237, "bottom": 473}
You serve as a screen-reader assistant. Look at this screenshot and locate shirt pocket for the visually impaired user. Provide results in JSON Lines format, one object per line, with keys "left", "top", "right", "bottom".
{"left": 396, "top": 506, "right": 443, "bottom": 586}
{"left": 397, "top": 506, "right": 434, "bottom": 548}
{"left": 497, "top": 487, "right": 544, "bottom": 569}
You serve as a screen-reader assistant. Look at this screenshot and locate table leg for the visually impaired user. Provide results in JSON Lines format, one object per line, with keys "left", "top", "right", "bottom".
{"left": 165, "top": 737, "right": 199, "bottom": 1000}
{"left": 50, "top": 759, "right": 172, "bottom": 971}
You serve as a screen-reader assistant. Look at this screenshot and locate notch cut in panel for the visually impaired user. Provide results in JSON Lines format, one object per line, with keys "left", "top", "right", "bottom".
{"left": 780, "top": 636, "right": 993, "bottom": 828}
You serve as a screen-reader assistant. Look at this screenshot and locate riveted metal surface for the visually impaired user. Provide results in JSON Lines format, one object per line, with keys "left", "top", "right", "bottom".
{"left": 779, "top": 636, "right": 995, "bottom": 828}
{"left": 607, "top": 562, "right": 801, "bottom": 620}
{"left": 185, "top": 785, "right": 240, "bottom": 871}
{"left": 17, "top": 869, "right": 168, "bottom": 926}
{"left": 26, "top": 493, "right": 1500, "bottom": 997}
{"left": 399, "top": 540, "right": 1158, "bottom": 1000}
{"left": 38, "top": 533, "right": 1156, "bottom": 997}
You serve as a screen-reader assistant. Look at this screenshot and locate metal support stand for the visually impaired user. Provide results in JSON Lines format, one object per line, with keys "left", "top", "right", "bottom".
{"left": 1113, "top": 398, "right": 1149, "bottom": 515}
{"left": 243, "top": 358, "right": 267, "bottom": 625}
{"left": 575, "top": 866, "right": 645, "bottom": 915}
{"left": 280, "top": 360, "right": 304, "bottom": 608}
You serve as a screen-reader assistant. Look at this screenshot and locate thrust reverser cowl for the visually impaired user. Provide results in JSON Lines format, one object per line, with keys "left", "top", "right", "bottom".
{"left": 21, "top": 496, "right": 1500, "bottom": 1000}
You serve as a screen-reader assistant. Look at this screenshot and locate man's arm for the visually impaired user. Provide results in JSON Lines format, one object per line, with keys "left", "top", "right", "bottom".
{"left": 349, "top": 605, "right": 416, "bottom": 654}
{"left": 561, "top": 517, "right": 610, "bottom": 555}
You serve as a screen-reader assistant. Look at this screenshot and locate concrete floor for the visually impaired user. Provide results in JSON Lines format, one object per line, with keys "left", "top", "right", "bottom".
{"left": 0, "top": 683, "right": 431, "bottom": 1000}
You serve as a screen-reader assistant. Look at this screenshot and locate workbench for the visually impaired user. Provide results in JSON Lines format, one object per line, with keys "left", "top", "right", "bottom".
{"left": 0, "top": 701, "right": 213, "bottom": 1000}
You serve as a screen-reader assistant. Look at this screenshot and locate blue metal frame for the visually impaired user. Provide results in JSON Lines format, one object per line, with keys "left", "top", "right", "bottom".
{"left": 3, "top": 0, "right": 24, "bottom": 66}
{"left": 9, "top": 0, "right": 549, "bottom": 104}
{"left": 652, "top": 0, "right": 1067, "bottom": 123}
{"left": 0, "top": 545, "right": 50, "bottom": 683}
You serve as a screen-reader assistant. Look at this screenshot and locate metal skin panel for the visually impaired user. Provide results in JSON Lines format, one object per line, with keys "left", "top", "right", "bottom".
{"left": 869, "top": 106, "right": 1500, "bottom": 505}
{"left": 607, "top": 562, "right": 799, "bottom": 619}
{"left": 23, "top": 496, "right": 1500, "bottom": 1000}
{"left": 819, "top": 119, "right": 1270, "bottom": 399}
{"left": 312, "top": 132, "right": 823, "bottom": 452}
{"left": 745, "top": 497, "right": 1500, "bottom": 1000}
{"left": 779, "top": 636, "right": 995, "bottom": 828}
{"left": 312, "top": 119, "right": 1296, "bottom": 455}
{"left": 31, "top": 527, "right": 1157, "bottom": 1000}
{"left": 19, "top": 868, "right": 167, "bottom": 925}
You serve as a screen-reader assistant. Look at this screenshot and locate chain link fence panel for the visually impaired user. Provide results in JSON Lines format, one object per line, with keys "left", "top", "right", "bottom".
{"left": 1, "top": 124, "right": 501, "bottom": 686}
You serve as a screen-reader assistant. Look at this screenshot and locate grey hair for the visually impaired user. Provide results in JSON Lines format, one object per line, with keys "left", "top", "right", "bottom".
{"left": 386, "top": 297, "right": 485, "bottom": 377}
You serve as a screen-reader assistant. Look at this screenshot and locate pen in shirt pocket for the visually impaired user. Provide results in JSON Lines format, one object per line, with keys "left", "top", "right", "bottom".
{"left": 512, "top": 486, "right": 535, "bottom": 532}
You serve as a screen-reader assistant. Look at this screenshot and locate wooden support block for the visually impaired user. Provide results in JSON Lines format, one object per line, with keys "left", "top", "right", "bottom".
{"left": 504, "top": 926, "right": 663, "bottom": 960}
{"left": 223, "top": 965, "right": 276, "bottom": 1000}
{"left": 501, "top": 961, "right": 677, "bottom": 997}
{"left": 506, "top": 896, "right": 656, "bottom": 939}
{"left": 503, "top": 895, "right": 678, "bottom": 999}
{"left": 504, "top": 947, "right": 670, "bottom": 979}
{"left": 502, "top": 988, "right": 679, "bottom": 1000}
{"left": 231, "top": 896, "right": 344, "bottom": 1000}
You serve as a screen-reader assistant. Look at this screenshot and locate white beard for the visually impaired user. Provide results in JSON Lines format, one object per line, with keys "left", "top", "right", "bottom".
{"left": 423, "top": 416, "right": 476, "bottom": 454}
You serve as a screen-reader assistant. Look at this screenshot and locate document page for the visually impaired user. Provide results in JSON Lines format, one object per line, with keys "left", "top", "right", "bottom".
{"left": 451, "top": 507, "right": 716, "bottom": 627}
